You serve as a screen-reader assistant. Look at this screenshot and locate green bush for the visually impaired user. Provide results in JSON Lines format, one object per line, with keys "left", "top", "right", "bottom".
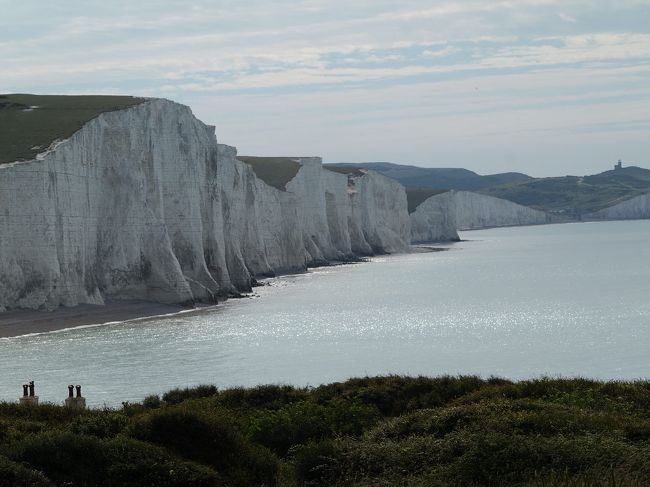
{"left": 291, "top": 441, "right": 340, "bottom": 485}
{"left": 162, "top": 385, "right": 218, "bottom": 405}
{"left": 142, "top": 394, "right": 163, "bottom": 409}
{"left": 248, "top": 399, "right": 380, "bottom": 456}
{"left": 310, "top": 375, "right": 492, "bottom": 416}
{"left": 1, "top": 376, "right": 649, "bottom": 486}
{"left": 8, "top": 432, "right": 220, "bottom": 487}
{"left": 0, "top": 455, "right": 54, "bottom": 487}
{"left": 129, "top": 406, "right": 278, "bottom": 486}
{"left": 216, "top": 384, "right": 307, "bottom": 411}
{"left": 69, "top": 411, "right": 128, "bottom": 438}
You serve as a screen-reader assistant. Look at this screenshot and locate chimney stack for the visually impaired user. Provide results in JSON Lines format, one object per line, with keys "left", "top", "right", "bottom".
{"left": 19, "top": 381, "right": 39, "bottom": 406}
{"left": 65, "top": 384, "right": 86, "bottom": 410}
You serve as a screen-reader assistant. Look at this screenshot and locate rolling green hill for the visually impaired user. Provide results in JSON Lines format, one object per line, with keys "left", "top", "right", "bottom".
{"left": 0, "top": 94, "right": 145, "bottom": 165}
{"left": 327, "top": 162, "right": 650, "bottom": 217}
{"left": 325, "top": 162, "right": 532, "bottom": 191}
{"left": 479, "top": 166, "right": 650, "bottom": 216}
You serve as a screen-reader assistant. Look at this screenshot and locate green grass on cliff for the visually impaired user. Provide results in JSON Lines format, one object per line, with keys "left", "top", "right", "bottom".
{"left": 323, "top": 165, "right": 366, "bottom": 177}
{"left": 0, "top": 94, "right": 145, "bottom": 165}
{"left": 406, "top": 187, "right": 450, "bottom": 213}
{"left": 1, "top": 376, "right": 649, "bottom": 486}
{"left": 237, "top": 156, "right": 302, "bottom": 191}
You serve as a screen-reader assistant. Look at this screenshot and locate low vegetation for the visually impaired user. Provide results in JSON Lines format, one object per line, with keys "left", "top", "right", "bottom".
{"left": 238, "top": 156, "right": 302, "bottom": 191}
{"left": 323, "top": 165, "right": 366, "bottom": 177}
{"left": 1, "top": 376, "right": 649, "bottom": 486}
{"left": 0, "top": 94, "right": 144, "bottom": 165}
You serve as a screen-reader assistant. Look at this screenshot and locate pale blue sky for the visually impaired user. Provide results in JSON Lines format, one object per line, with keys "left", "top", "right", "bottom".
{"left": 1, "top": 0, "right": 649, "bottom": 176}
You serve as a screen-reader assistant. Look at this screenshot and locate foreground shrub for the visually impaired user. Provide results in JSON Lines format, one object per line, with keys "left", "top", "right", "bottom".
{"left": 69, "top": 411, "right": 128, "bottom": 438}
{"left": 8, "top": 432, "right": 220, "bottom": 486}
{"left": 215, "top": 384, "right": 307, "bottom": 411}
{"left": 291, "top": 441, "right": 341, "bottom": 485}
{"left": 2, "top": 376, "right": 650, "bottom": 486}
{"left": 129, "top": 406, "right": 278, "bottom": 486}
{"left": 310, "top": 375, "right": 495, "bottom": 416}
{"left": 162, "top": 385, "right": 218, "bottom": 405}
{"left": 0, "top": 455, "right": 54, "bottom": 487}
{"left": 248, "top": 399, "right": 380, "bottom": 456}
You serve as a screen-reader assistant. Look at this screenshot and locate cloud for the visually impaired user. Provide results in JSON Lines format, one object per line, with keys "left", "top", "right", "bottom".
{"left": 1, "top": 0, "right": 649, "bottom": 174}
{"left": 558, "top": 12, "right": 577, "bottom": 23}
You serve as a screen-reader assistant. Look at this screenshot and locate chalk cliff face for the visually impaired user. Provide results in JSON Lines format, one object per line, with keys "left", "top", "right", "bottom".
{"left": 409, "top": 192, "right": 459, "bottom": 244}
{"left": 0, "top": 99, "right": 410, "bottom": 312}
{"left": 452, "top": 191, "right": 549, "bottom": 230}
{"left": 585, "top": 193, "right": 650, "bottom": 221}
{"left": 410, "top": 190, "right": 548, "bottom": 243}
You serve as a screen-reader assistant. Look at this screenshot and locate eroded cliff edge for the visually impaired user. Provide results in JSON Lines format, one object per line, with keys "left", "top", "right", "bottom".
{"left": 0, "top": 99, "right": 410, "bottom": 311}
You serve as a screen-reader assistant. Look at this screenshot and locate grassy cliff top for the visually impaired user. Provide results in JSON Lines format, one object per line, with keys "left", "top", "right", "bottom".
{"left": 406, "top": 187, "right": 450, "bottom": 213}
{"left": 237, "top": 156, "right": 302, "bottom": 191}
{"left": 323, "top": 164, "right": 367, "bottom": 177}
{"left": 0, "top": 94, "right": 145, "bottom": 165}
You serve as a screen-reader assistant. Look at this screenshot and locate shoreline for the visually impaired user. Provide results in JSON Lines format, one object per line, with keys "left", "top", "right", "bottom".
{"left": 0, "top": 300, "right": 204, "bottom": 339}
{"left": 2, "top": 220, "right": 645, "bottom": 339}
{"left": 0, "top": 255, "right": 400, "bottom": 339}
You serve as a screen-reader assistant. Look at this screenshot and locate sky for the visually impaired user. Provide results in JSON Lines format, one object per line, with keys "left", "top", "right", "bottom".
{"left": 1, "top": 0, "right": 649, "bottom": 177}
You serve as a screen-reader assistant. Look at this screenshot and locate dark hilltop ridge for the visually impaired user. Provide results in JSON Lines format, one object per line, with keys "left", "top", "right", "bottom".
{"left": 1, "top": 376, "right": 649, "bottom": 486}
{"left": 482, "top": 165, "right": 650, "bottom": 216}
{"left": 327, "top": 161, "right": 650, "bottom": 218}
{"left": 326, "top": 161, "right": 532, "bottom": 191}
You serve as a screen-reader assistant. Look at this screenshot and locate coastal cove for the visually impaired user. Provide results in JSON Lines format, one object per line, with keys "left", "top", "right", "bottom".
{"left": 1, "top": 220, "right": 649, "bottom": 406}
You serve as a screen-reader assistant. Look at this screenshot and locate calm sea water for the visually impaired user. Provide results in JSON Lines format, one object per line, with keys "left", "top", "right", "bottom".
{"left": 1, "top": 221, "right": 649, "bottom": 406}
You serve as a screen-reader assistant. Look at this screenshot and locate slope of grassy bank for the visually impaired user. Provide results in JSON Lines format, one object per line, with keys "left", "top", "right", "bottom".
{"left": 0, "top": 94, "right": 145, "bottom": 165}
{"left": 1, "top": 376, "right": 649, "bottom": 486}
{"left": 406, "top": 187, "right": 450, "bottom": 213}
{"left": 237, "top": 156, "right": 302, "bottom": 191}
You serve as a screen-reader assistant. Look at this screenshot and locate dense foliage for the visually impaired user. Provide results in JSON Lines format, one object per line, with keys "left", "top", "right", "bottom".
{"left": 1, "top": 376, "right": 649, "bottom": 486}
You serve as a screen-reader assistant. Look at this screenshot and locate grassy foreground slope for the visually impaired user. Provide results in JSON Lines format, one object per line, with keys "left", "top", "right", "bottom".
{"left": 238, "top": 156, "right": 302, "bottom": 191}
{"left": 1, "top": 376, "right": 649, "bottom": 486}
{"left": 0, "top": 94, "right": 144, "bottom": 165}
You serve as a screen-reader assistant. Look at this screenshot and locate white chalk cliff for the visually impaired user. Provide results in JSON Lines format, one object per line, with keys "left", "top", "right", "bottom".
{"left": 410, "top": 190, "right": 549, "bottom": 243}
{"left": 409, "top": 192, "right": 459, "bottom": 244}
{"left": 585, "top": 193, "right": 650, "bottom": 221}
{"left": 0, "top": 99, "right": 410, "bottom": 312}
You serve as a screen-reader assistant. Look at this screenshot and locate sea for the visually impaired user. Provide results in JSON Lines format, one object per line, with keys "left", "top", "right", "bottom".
{"left": 1, "top": 220, "right": 649, "bottom": 406}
